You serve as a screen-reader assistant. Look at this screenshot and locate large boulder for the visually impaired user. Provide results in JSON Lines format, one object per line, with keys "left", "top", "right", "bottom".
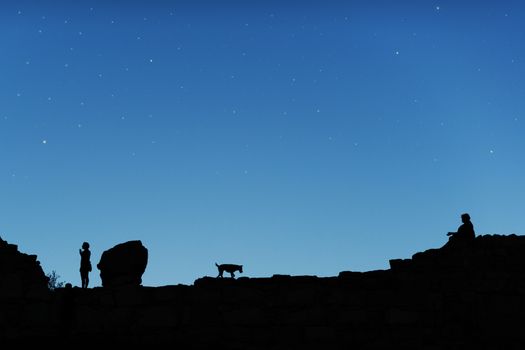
{"left": 97, "top": 240, "right": 148, "bottom": 287}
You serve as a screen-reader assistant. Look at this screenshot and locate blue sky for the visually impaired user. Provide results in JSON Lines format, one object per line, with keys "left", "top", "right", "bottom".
{"left": 1, "top": 1, "right": 524, "bottom": 286}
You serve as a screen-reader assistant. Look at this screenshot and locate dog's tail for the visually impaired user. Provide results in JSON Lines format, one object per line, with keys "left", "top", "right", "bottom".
{"left": 215, "top": 262, "right": 219, "bottom": 267}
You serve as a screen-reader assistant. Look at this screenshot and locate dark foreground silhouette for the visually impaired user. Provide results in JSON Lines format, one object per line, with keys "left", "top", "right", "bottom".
{"left": 2, "top": 234, "right": 525, "bottom": 348}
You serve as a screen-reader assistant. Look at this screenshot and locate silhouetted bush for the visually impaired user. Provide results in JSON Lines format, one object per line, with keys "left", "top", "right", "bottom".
{"left": 47, "top": 270, "right": 64, "bottom": 290}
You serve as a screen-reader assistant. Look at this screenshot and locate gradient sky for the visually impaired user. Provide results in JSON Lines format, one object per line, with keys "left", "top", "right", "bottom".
{"left": 1, "top": 1, "right": 524, "bottom": 287}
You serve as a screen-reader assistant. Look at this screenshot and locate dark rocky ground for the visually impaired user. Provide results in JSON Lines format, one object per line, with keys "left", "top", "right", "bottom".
{"left": 1, "top": 234, "right": 525, "bottom": 348}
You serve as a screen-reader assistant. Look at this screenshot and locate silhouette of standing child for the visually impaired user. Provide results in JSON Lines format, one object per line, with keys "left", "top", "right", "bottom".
{"left": 79, "top": 242, "right": 92, "bottom": 288}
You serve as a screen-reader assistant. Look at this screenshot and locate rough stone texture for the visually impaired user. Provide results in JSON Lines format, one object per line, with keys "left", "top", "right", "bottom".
{"left": 0, "top": 236, "right": 52, "bottom": 342}
{"left": 0, "top": 236, "right": 48, "bottom": 299}
{"left": 97, "top": 240, "right": 148, "bottom": 287}
{"left": 2, "top": 234, "right": 525, "bottom": 348}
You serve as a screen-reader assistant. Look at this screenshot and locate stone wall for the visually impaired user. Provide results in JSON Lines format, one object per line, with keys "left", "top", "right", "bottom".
{"left": 2, "top": 235, "right": 525, "bottom": 348}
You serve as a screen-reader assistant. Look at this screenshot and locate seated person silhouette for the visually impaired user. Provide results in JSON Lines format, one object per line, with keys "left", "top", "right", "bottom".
{"left": 445, "top": 213, "right": 475, "bottom": 247}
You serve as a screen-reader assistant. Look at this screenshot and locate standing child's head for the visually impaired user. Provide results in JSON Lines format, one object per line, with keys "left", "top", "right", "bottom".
{"left": 82, "top": 242, "right": 90, "bottom": 250}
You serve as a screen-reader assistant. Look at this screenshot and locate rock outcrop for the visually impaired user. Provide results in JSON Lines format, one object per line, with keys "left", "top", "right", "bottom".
{"left": 0, "top": 236, "right": 48, "bottom": 298}
{"left": 97, "top": 240, "right": 148, "bottom": 287}
{"left": 2, "top": 234, "right": 525, "bottom": 348}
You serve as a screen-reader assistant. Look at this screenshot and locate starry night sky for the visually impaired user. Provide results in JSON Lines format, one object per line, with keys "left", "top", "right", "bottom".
{"left": 1, "top": 1, "right": 524, "bottom": 287}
